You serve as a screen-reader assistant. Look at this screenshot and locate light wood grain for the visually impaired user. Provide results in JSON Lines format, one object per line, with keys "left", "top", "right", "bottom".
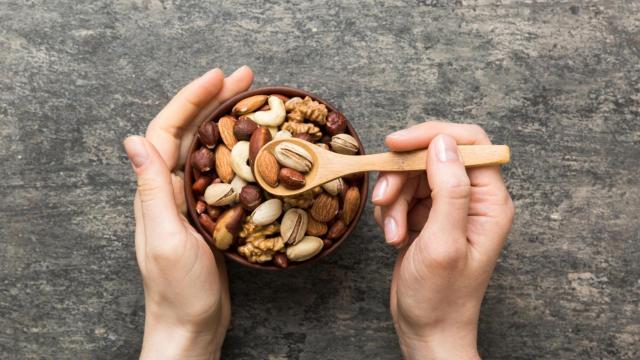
{"left": 255, "top": 138, "right": 510, "bottom": 196}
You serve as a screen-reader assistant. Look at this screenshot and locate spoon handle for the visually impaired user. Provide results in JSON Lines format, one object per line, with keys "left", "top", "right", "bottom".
{"left": 347, "top": 145, "right": 510, "bottom": 172}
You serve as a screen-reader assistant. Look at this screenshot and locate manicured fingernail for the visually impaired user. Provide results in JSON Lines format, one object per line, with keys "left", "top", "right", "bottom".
{"left": 230, "top": 65, "right": 249, "bottom": 76}
{"left": 372, "top": 177, "right": 388, "bottom": 202}
{"left": 434, "top": 135, "right": 460, "bottom": 162}
{"left": 201, "top": 68, "right": 222, "bottom": 79}
{"left": 384, "top": 217, "right": 399, "bottom": 244}
{"left": 124, "top": 136, "right": 149, "bottom": 168}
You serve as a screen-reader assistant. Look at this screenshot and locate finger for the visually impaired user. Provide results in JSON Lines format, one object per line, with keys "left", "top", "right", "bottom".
{"left": 171, "top": 171, "right": 187, "bottom": 216}
{"left": 386, "top": 121, "right": 503, "bottom": 188}
{"left": 420, "top": 134, "right": 471, "bottom": 245}
{"left": 177, "top": 66, "right": 255, "bottom": 167}
{"left": 372, "top": 172, "right": 407, "bottom": 205}
{"left": 124, "top": 136, "right": 184, "bottom": 246}
{"left": 381, "top": 176, "right": 419, "bottom": 247}
{"left": 415, "top": 172, "right": 430, "bottom": 199}
{"left": 374, "top": 206, "right": 383, "bottom": 229}
{"left": 408, "top": 198, "right": 432, "bottom": 232}
{"left": 146, "top": 68, "right": 225, "bottom": 170}
{"left": 134, "top": 192, "right": 146, "bottom": 270}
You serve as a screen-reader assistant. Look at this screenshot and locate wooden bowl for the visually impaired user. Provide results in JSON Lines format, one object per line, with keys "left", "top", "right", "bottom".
{"left": 184, "top": 87, "right": 368, "bottom": 270}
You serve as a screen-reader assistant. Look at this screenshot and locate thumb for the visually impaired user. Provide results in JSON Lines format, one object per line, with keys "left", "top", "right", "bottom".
{"left": 421, "top": 134, "right": 471, "bottom": 247}
{"left": 124, "top": 136, "right": 183, "bottom": 239}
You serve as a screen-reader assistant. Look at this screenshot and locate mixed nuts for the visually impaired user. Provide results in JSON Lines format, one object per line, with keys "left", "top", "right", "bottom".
{"left": 190, "top": 92, "right": 364, "bottom": 268}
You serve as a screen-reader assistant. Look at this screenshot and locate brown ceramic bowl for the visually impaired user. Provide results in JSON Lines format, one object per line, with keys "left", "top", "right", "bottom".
{"left": 184, "top": 86, "right": 368, "bottom": 270}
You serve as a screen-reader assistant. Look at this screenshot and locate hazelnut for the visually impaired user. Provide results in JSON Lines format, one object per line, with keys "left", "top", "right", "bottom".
{"left": 322, "top": 238, "right": 333, "bottom": 249}
{"left": 198, "top": 121, "right": 219, "bottom": 148}
{"left": 279, "top": 167, "right": 306, "bottom": 190}
{"left": 239, "top": 185, "right": 263, "bottom": 211}
{"left": 207, "top": 206, "right": 222, "bottom": 220}
{"left": 325, "top": 111, "right": 346, "bottom": 135}
{"left": 234, "top": 117, "right": 259, "bottom": 141}
{"left": 192, "top": 147, "right": 215, "bottom": 172}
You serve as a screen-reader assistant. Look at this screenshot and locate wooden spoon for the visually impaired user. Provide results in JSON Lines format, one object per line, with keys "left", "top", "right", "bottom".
{"left": 255, "top": 138, "right": 510, "bottom": 197}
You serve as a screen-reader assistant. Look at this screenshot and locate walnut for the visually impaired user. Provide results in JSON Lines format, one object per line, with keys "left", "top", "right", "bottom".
{"left": 283, "top": 189, "right": 315, "bottom": 209}
{"left": 298, "top": 96, "right": 328, "bottom": 125}
{"left": 284, "top": 96, "right": 327, "bottom": 124}
{"left": 237, "top": 219, "right": 283, "bottom": 263}
{"left": 281, "top": 122, "right": 322, "bottom": 141}
{"left": 237, "top": 236, "right": 285, "bottom": 263}
{"left": 287, "top": 109, "right": 304, "bottom": 123}
{"left": 239, "top": 218, "right": 279, "bottom": 242}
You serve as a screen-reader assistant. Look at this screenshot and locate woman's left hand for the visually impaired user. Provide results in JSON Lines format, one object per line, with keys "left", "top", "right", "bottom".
{"left": 123, "top": 66, "right": 253, "bottom": 360}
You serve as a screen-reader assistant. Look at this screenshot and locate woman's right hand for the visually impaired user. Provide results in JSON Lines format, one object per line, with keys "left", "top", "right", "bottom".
{"left": 372, "top": 122, "right": 515, "bottom": 359}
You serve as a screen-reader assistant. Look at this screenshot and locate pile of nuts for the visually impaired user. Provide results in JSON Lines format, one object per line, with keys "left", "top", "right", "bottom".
{"left": 190, "top": 92, "right": 364, "bottom": 268}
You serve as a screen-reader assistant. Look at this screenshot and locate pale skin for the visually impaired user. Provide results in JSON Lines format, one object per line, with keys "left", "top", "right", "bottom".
{"left": 123, "top": 66, "right": 515, "bottom": 359}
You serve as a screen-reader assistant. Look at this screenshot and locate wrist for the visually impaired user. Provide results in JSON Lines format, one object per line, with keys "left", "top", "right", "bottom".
{"left": 396, "top": 320, "right": 479, "bottom": 360}
{"left": 140, "top": 315, "right": 223, "bottom": 360}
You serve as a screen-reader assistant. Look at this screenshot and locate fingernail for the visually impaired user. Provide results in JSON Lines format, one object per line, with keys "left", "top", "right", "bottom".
{"left": 372, "top": 177, "right": 388, "bottom": 202}
{"left": 201, "top": 67, "right": 222, "bottom": 79}
{"left": 231, "top": 65, "right": 249, "bottom": 76}
{"left": 387, "top": 128, "right": 412, "bottom": 139}
{"left": 434, "top": 135, "right": 460, "bottom": 162}
{"left": 124, "top": 136, "right": 149, "bottom": 168}
{"left": 384, "top": 217, "right": 399, "bottom": 244}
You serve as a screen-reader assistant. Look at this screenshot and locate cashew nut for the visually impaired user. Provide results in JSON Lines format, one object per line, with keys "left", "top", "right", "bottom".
{"left": 231, "top": 141, "right": 256, "bottom": 182}
{"left": 246, "top": 96, "right": 286, "bottom": 127}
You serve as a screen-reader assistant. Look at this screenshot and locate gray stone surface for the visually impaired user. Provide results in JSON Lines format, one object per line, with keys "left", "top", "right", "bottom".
{"left": 1, "top": 0, "right": 639, "bottom": 358}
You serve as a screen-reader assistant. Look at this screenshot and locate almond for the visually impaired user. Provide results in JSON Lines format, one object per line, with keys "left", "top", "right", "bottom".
{"left": 257, "top": 151, "right": 279, "bottom": 188}
{"left": 342, "top": 186, "right": 360, "bottom": 225}
{"left": 249, "top": 127, "right": 272, "bottom": 165}
{"left": 310, "top": 193, "right": 339, "bottom": 223}
{"left": 218, "top": 115, "right": 238, "bottom": 149}
{"left": 306, "top": 217, "right": 327, "bottom": 236}
{"left": 232, "top": 95, "right": 268, "bottom": 115}
{"left": 214, "top": 145, "right": 235, "bottom": 183}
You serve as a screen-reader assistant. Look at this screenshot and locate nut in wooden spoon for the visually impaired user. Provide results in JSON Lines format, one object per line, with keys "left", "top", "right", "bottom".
{"left": 255, "top": 138, "right": 510, "bottom": 197}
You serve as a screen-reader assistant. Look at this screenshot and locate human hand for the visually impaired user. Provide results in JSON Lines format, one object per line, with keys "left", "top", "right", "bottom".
{"left": 123, "top": 66, "right": 253, "bottom": 360}
{"left": 372, "top": 122, "right": 515, "bottom": 359}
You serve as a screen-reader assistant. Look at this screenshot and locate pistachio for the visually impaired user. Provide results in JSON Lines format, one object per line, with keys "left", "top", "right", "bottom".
{"left": 230, "top": 141, "right": 256, "bottom": 182}
{"left": 251, "top": 198, "right": 282, "bottom": 226}
{"left": 321, "top": 178, "right": 345, "bottom": 196}
{"left": 274, "top": 142, "right": 313, "bottom": 173}
{"left": 286, "top": 236, "right": 323, "bottom": 261}
{"left": 281, "top": 208, "right": 309, "bottom": 245}
{"left": 330, "top": 134, "right": 359, "bottom": 155}
{"left": 204, "top": 183, "right": 237, "bottom": 206}
{"left": 230, "top": 175, "right": 248, "bottom": 195}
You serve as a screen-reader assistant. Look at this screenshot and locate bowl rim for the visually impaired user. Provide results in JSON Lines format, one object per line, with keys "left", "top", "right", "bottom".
{"left": 184, "top": 86, "right": 369, "bottom": 270}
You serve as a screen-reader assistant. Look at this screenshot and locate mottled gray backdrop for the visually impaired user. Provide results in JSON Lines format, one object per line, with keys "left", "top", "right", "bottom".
{"left": 1, "top": 0, "right": 639, "bottom": 359}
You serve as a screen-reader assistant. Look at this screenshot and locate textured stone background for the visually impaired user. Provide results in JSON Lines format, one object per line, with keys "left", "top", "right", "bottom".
{"left": 1, "top": 0, "right": 639, "bottom": 359}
